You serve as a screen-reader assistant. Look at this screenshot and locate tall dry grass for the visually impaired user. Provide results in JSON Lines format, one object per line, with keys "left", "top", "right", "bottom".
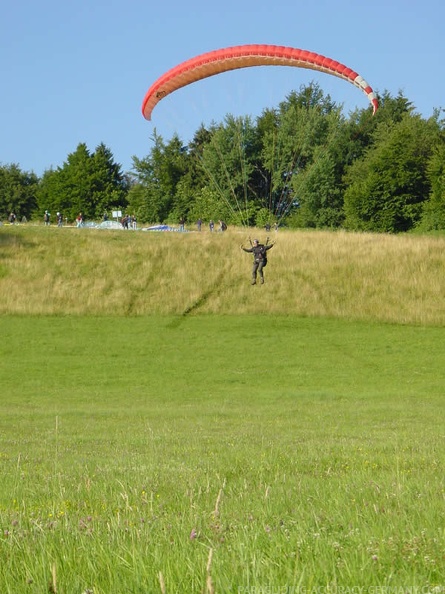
{"left": 0, "top": 225, "right": 444, "bottom": 324}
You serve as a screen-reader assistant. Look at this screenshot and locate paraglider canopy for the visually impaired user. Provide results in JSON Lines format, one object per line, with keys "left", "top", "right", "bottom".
{"left": 142, "top": 44, "right": 379, "bottom": 120}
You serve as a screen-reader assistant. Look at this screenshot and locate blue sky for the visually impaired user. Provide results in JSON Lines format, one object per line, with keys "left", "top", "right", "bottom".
{"left": 1, "top": 0, "right": 444, "bottom": 176}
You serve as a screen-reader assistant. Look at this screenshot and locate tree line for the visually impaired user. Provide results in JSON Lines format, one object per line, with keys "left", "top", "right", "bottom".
{"left": 1, "top": 83, "right": 444, "bottom": 233}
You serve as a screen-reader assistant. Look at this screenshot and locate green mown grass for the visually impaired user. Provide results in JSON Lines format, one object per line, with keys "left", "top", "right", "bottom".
{"left": 1, "top": 315, "right": 444, "bottom": 593}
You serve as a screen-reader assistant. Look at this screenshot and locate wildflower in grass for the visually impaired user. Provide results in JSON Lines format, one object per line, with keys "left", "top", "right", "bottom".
{"left": 190, "top": 528, "right": 197, "bottom": 540}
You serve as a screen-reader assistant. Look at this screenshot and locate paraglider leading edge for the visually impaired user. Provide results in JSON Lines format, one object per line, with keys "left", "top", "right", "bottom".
{"left": 142, "top": 44, "right": 379, "bottom": 120}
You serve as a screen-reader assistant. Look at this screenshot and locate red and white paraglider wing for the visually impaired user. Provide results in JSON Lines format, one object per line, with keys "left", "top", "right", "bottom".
{"left": 142, "top": 44, "right": 378, "bottom": 120}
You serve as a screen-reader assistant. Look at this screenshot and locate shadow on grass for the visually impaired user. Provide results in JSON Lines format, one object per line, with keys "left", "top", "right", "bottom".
{"left": 168, "top": 271, "right": 225, "bottom": 328}
{"left": 0, "top": 228, "right": 30, "bottom": 252}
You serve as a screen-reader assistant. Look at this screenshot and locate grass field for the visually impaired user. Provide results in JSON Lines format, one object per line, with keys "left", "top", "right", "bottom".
{"left": 1, "top": 225, "right": 444, "bottom": 324}
{"left": 0, "top": 225, "right": 444, "bottom": 593}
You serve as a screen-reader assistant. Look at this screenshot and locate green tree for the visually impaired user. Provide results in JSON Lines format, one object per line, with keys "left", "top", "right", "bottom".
{"left": 259, "top": 84, "right": 344, "bottom": 226}
{"left": 125, "top": 181, "right": 152, "bottom": 225}
{"left": 0, "top": 164, "right": 39, "bottom": 221}
{"left": 181, "top": 125, "right": 222, "bottom": 225}
{"left": 129, "top": 133, "right": 189, "bottom": 224}
{"left": 200, "top": 115, "right": 259, "bottom": 225}
{"left": 373, "top": 90, "right": 415, "bottom": 126}
{"left": 418, "top": 132, "right": 445, "bottom": 230}
{"left": 89, "top": 143, "right": 129, "bottom": 218}
{"left": 186, "top": 185, "right": 233, "bottom": 224}
{"left": 343, "top": 113, "right": 440, "bottom": 232}
{"left": 287, "top": 148, "right": 342, "bottom": 228}
{"left": 36, "top": 143, "right": 128, "bottom": 222}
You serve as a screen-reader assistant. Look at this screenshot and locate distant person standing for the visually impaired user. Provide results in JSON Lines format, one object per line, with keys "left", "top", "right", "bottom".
{"left": 241, "top": 238, "right": 275, "bottom": 285}
{"left": 44, "top": 210, "right": 50, "bottom": 226}
{"left": 209, "top": 220, "right": 215, "bottom": 232}
{"left": 197, "top": 218, "right": 202, "bottom": 232}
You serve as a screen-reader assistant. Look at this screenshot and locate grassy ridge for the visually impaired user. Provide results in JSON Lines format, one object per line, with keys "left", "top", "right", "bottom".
{"left": 0, "top": 225, "right": 445, "bottom": 324}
